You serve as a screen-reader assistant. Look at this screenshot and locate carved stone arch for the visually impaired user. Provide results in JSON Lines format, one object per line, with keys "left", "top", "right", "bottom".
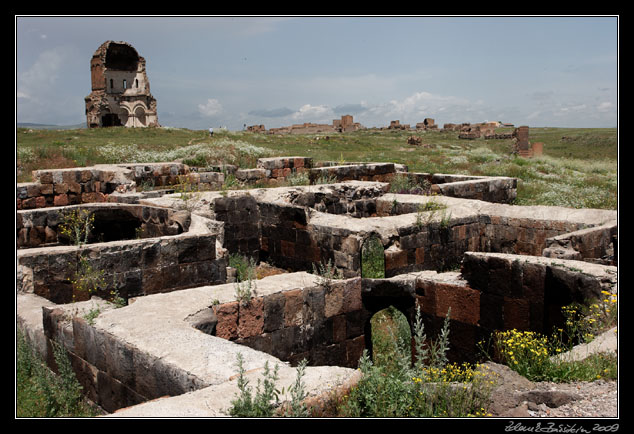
{"left": 133, "top": 103, "right": 147, "bottom": 127}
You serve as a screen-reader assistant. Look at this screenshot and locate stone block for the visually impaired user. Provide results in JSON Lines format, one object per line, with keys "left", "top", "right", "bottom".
{"left": 337, "top": 279, "right": 359, "bottom": 312}
{"left": 503, "top": 297, "right": 531, "bottom": 331}
{"left": 214, "top": 301, "right": 239, "bottom": 340}
{"left": 346, "top": 335, "right": 366, "bottom": 367}
{"left": 284, "top": 289, "right": 304, "bottom": 327}
{"left": 332, "top": 315, "right": 347, "bottom": 343}
{"left": 434, "top": 283, "right": 480, "bottom": 325}
{"left": 238, "top": 297, "right": 264, "bottom": 339}
{"left": 263, "top": 292, "right": 285, "bottom": 332}
{"left": 303, "top": 286, "right": 325, "bottom": 323}
{"left": 385, "top": 247, "right": 407, "bottom": 271}
{"left": 325, "top": 282, "right": 345, "bottom": 318}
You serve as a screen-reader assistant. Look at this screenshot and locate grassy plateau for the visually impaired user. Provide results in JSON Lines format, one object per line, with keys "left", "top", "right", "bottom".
{"left": 16, "top": 125, "right": 617, "bottom": 210}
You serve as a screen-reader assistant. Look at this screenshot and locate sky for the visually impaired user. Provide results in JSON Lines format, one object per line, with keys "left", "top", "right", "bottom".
{"left": 16, "top": 15, "right": 619, "bottom": 131}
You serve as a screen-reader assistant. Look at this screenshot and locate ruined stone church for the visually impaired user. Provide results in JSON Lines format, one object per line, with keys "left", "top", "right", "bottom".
{"left": 84, "top": 40, "right": 159, "bottom": 128}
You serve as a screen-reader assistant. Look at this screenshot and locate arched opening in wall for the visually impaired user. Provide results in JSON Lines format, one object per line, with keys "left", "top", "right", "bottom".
{"left": 105, "top": 42, "right": 139, "bottom": 71}
{"left": 369, "top": 306, "right": 412, "bottom": 370}
{"left": 361, "top": 235, "right": 385, "bottom": 278}
{"left": 102, "top": 113, "right": 122, "bottom": 127}
{"left": 134, "top": 106, "right": 147, "bottom": 127}
{"left": 362, "top": 286, "right": 416, "bottom": 364}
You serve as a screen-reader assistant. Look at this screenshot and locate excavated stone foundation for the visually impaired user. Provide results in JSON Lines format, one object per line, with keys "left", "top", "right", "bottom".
{"left": 16, "top": 157, "right": 617, "bottom": 416}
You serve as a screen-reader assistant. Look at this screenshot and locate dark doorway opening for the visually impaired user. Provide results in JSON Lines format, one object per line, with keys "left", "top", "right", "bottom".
{"left": 102, "top": 113, "right": 122, "bottom": 127}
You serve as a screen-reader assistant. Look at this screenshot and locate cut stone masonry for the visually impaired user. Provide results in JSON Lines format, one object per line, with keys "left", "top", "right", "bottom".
{"left": 16, "top": 155, "right": 617, "bottom": 417}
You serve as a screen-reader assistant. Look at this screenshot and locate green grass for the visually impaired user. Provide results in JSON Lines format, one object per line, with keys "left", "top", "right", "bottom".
{"left": 17, "top": 126, "right": 617, "bottom": 209}
{"left": 16, "top": 330, "right": 99, "bottom": 417}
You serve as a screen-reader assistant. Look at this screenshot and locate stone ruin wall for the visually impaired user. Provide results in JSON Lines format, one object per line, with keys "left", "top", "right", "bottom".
{"left": 35, "top": 253, "right": 616, "bottom": 412}
{"left": 16, "top": 155, "right": 617, "bottom": 415}
{"left": 17, "top": 204, "right": 226, "bottom": 304}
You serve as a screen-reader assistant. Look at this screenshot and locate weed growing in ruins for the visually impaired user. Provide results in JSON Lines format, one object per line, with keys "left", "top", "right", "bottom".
{"left": 59, "top": 208, "right": 94, "bottom": 246}
{"left": 16, "top": 330, "right": 97, "bottom": 417}
{"left": 389, "top": 174, "right": 431, "bottom": 195}
{"left": 556, "top": 291, "right": 618, "bottom": 347}
{"left": 415, "top": 197, "right": 448, "bottom": 229}
{"left": 312, "top": 259, "right": 343, "bottom": 291}
{"left": 339, "top": 305, "right": 495, "bottom": 417}
{"left": 314, "top": 173, "right": 338, "bottom": 185}
{"left": 285, "top": 170, "right": 310, "bottom": 186}
{"left": 71, "top": 257, "right": 106, "bottom": 301}
{"left": 229, "top": 254, "right": 258, "bottom": 305}
{"left": 229, "top": 254, "right": 257, "bottom": 282}
{"left": 229, "top": 353, "right": 280, "bottom": 417}
{"left": 229, "top": 353, "right": 311, "bottom": 417}
{"left": 278, "top": 359, "right": 310, "bottom": 417}
{"left": 480, "top": 297, "right": 618, "bottom": 382}
{"left": 175, "top": 175, "right": 201, "bottom": 211}
{"left": 234, "top": 278, "right": 256, "bottom": 306}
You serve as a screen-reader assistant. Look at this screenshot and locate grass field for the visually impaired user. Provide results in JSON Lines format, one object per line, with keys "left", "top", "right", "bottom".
{"left": 16, "top": 126, "right": 618, "bottom": 210}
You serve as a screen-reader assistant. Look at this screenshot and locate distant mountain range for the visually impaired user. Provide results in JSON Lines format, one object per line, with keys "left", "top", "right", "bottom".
{"left": 17, "top": 122, "right": 86, "bottom": 130}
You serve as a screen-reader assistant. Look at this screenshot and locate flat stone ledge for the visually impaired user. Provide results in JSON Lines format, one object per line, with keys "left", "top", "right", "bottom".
{"left": 106, "top": 365, "right": 360, "bottom": 417}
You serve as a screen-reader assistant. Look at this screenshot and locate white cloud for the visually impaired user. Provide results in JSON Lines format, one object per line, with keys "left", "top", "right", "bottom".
{"left": 356, "top": 91, "right": 481, "bottom": 126}
{"left": 290, "top": 104, "right": 333, "bottom": 122}
{"left": 198, "top": 98, "right": 224, "bottom": 117}
{"left": 597, "top": 101, "right": 613, "bottom": 112}
{"left": 17, "top": 47, "right": 68, "bottom": 100}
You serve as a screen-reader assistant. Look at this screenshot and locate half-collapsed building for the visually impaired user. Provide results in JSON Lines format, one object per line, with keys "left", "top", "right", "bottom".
{"left": 16, "top": 157, "right": 617, "bottom": 416}
{"left": 84, "top": 41, "right": 159, "bottom": 128}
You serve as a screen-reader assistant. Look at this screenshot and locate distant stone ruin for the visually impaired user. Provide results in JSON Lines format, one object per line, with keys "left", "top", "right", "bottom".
{"left": 84, "top": 41, "right": 159, "bottom": 128}
{"left": 260, "top": 115, "right": 363, "bottom": 135}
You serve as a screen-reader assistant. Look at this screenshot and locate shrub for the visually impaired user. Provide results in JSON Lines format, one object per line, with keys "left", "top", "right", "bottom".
{"left": 16, "top": 330, "right": 97, "bottom": 417}
{"left": 338, "top": 305, "right": 495, "bottom": 417}
{"left": 481, "top": 297, "right": 618, "bottom": 382}
{"left": 228, "top": 354, "right": 310, "bottom": 417}
{"left": 59, "top": 208, "right": 94, "bottom": 246}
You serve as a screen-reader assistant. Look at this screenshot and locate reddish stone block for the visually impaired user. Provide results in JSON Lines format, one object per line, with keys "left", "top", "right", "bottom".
{"left": 415, "top": 247, "right": 425, "bottom": 264}
{"left": 415, "top": 286, "right": 437, "bottom": 317}
{"left": 260, "top": 236, "right": 269, "bottom": 252}
{"left": 504, "top": 297, "right": 530, "bottom": 331}
{"left": 214, "top": 301, "right": 239, "bottom": 340}
{"left": 68, "top": 181, "right": 82, "bottom": 194}
{"left": 39, "top": 183, "right": 54, "bottom": 195}
{"left": 54, "top": 182, "right": 69, "bottom": 194}
{"left": 238, "top": 297, "right": 264, "bottom": 339}
{"left": 434, "top": 283, "right": 480, "bottom": 325}
{"left": 53, "top": 194, "right": 69, "bottom": 207}
{"left": 35, "top": 196, "right": 47, "bottom": 208}
{"left": 385, "top": 248, "right": 407, "bottom": 270}
{"left": 281, "top": 240, "right": 295, "bottom": 257}
{"left": 81, "top": 192, "right": 106, "bottom": 203}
